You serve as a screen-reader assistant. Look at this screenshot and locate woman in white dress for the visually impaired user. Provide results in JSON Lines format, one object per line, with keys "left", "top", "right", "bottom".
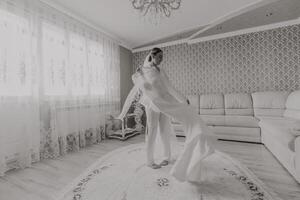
{"left": 137, "top": 48, "right": 177, "bottom": 169}
{"left": 118, "top": 48, "right": 217, "bottom": 183}
{"left": 119, "top": 48, "right": 184, "bottom": 169}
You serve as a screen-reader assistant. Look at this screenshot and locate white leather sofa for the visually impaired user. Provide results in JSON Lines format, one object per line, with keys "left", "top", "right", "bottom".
{"left": 171, "top": 90, "right": 300, "bottom": 182}
{"left": 254, "top": 91, "right": 300, "bottom": 183}
{"left": 173, "top": 93, "right": 261, "bottom": 143}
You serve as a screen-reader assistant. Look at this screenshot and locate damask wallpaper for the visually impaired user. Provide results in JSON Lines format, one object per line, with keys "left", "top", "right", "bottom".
{"left": 133, "top": 24, "right": 300, "bottom": 95}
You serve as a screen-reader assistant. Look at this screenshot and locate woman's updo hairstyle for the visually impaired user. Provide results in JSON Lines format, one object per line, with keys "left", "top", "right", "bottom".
{"left": 148, "top": 47, "right": 162, "bottom": 62}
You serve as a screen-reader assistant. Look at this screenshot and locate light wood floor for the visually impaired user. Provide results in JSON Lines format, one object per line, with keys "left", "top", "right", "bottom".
{"left": 0, "top": 134, "right": 299, "bottom": 200}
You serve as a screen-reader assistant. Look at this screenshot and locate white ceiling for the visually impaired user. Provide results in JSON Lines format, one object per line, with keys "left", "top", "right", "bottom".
{"left": 191, "top": 0, "right": 300, "bottom": 40}
{"left": 43, "top": 0, "right": 265, "bottom": 49}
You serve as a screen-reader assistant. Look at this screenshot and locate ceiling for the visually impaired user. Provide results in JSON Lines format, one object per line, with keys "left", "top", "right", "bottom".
{"left": 43, "top": 0, "right": 271, "bottom": 49}
{"left": 191, "top": 0, "right": 300, "bottom": 40}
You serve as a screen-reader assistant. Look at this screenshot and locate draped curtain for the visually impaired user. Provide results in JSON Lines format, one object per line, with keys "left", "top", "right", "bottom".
{"left": 0, "top": 0, "right": 120, "bottom": 176}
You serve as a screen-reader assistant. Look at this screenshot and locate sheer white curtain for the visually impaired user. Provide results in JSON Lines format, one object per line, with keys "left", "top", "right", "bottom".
{"left": 0, "top": 0, "right": 120, "bottom": 175}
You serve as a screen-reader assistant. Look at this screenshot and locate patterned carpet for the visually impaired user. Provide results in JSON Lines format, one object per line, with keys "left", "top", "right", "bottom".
{"left": 57, "top": 143, "right": 282, "bottom": 200}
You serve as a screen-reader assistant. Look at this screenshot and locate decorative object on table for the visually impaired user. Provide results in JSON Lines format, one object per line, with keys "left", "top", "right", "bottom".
{"left": 130, "top": 0, "right": 181, "bottom": 24}
{"left": 106, "top": 90, "right": 146, "bottom": 140}
{"left": 58, "top": 143, "right": 282, "bottom": 200}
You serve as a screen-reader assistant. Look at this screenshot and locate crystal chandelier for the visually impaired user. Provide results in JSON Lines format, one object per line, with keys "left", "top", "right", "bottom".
{"left": 130, "top": 0, "right": 181, "bottom": 19}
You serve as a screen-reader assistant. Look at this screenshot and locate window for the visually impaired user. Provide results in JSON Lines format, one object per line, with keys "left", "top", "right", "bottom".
{"left": 0, "top": 10, "right": 32, "bottom": 96}
{"left": 42, "top": 23, "right": 107, "bottom": 97}
{"left": 88, "top": 39, "right": 105, "bottom": 96}
{"left": 42, "top": 22, "right": 68, "bottom": 96}
{"left": 69, "top": 33, "right": 88, "bottom": 96}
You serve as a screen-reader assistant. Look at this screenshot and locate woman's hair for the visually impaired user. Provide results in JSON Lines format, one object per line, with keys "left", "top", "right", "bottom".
{"left": 148, "top": 47, "right": 162, "bottom": 62}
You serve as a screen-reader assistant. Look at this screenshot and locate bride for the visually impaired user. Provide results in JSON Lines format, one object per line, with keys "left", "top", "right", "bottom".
{"left": 118, "top": 47, "right": 217, "bottom": 183}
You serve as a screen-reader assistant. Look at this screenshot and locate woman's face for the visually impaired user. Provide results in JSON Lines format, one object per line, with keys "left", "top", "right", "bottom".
{"left": 152, "top": 52, "right": 163, "bottom": 65}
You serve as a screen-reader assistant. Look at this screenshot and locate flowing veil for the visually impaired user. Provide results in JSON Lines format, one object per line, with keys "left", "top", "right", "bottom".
{"left": 118, "top": 56, "right": 180, "bottom": 163}
{"left": 120, "top": 52, "right": 216, "bottom": 183}
{"left": 117, "top": 85, "right": 139, "bottom": 120}
{"left": 118, "top": 79, "right": 181, "bottom": 164}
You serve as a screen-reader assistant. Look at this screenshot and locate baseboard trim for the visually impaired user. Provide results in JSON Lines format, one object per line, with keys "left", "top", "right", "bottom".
{"left": 175, "top": 135, "right": 185, "bottom": 138}
{"left": 175, "top": 135, "right": 263, "bottom": 144}
{"left": 218, "top": 139, "right": 262, "bottom": 144}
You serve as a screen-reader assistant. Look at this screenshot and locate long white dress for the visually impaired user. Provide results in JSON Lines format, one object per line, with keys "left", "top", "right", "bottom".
{"left": 119, "top": 63, "right": 217, "bottom": 183}
{"left": 118, "top": 68, "right": 176, "bottom": 165}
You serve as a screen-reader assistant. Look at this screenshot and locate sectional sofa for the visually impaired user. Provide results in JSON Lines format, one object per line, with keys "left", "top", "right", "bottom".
{"left": 171, "top": 90, "right": 300, "bottom": 183}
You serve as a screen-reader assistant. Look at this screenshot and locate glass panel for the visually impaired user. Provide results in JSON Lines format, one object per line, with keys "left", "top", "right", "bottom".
{"left": 69, "top": 33, "right": 88, "bottom": 96}
{"left": 88, "top": 40, "right": 105, "bottom": 96}
{"left": 0, "top": 10, "right": 32, "bottom": 96}
{"left": 42, "top": 22, "right": 68, "bottom": 96}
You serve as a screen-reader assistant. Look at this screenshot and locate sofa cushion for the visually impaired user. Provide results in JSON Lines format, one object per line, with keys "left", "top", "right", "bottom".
{"left": 187, "top": 94, "right": 200, "bottom": 114}
{"left": 284, "top": 90, "right": 300, "bottom": 121}
{"left": 224, "top": 116, "right": 259, "bottom": 128}
{"left": 259, "top": 117, "right": 298, "bottom": 151}
{"left": 200, "top": 115, "right": 259, "bottom": 127}
{"left": 252, "top": 91, "right": 290, "bottom": 117}
{"left": 200, "top": 115, "right": 225, "bottom": 126}
{"left": 173, "top": 115, "right": 225, "bottom": 126}
{"left": 224, "top": 93, "right": 253, "bottom": 116}
{"left": 200, "top": 94, "right": 224, "bottom": 115}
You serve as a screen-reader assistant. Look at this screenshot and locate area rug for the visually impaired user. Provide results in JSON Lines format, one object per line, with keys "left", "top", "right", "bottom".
{"left": 57, "top": 143, "right": 282, "bottom": 200}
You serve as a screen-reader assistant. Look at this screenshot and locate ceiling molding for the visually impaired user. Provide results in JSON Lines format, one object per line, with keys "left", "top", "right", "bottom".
{"left": 39, "top": 0, "right": 133, "bottom": 50}
{"left": 187, "top": 0, "right": 279, "bottom": 40}
{"left": 132, "top": 0, "right": 300, "bottom": 53}
{"left": 132, "top": 38, "right": 188, "bottom": 53}
{"left": 133, "top": 25, "right": 206, "bottom": 49}
{"left": 188, "top": 17, "right": 300, "bottom": 44}
{"left": 132, "top": 17, "right": 300, "bottom": 53}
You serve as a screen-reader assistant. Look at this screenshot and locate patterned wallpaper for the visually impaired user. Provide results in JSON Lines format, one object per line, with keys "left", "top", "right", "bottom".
{"left": 133, "top": 24, "right": 300, "bottom": 95}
